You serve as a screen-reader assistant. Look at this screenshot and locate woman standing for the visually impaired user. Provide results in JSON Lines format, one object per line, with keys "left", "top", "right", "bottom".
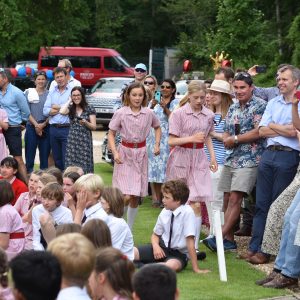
{"left": 24, "top": 71, "right": 50, "bottom": 173}
{"left": 65, "top": 87, "right": 96, "bottom": 173}
{"left": 148, "top": 79, "right": 178, "bottom": 207}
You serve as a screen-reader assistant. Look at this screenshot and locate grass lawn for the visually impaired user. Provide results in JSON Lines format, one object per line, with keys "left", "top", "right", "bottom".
{"left": 96, "top": 163, "right": 290, "bottom": 300}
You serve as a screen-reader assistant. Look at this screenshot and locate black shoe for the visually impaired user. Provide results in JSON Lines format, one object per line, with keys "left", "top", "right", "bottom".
{"left": 196, "top": 250, "right": 206, "bottom": 260}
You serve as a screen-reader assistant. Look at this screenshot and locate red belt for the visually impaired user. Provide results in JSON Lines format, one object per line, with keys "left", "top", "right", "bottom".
{"left": 180, "top": 143, "right": 204, "bottom": 149}
{"left": 10, "top": 232, "right": 25, "bottom": 239}
{"left": 121, "top": 140, "right": 146, "bottom": 148}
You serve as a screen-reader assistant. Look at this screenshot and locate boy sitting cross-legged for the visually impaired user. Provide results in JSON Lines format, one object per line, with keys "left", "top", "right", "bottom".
{"left": 134, "top": 180, "right": 210, "bottom": 273}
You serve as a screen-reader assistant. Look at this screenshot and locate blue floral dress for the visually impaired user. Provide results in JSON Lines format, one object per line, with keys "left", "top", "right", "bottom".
{"left": 147, "top": 99, "right": 179, "bottom": 183}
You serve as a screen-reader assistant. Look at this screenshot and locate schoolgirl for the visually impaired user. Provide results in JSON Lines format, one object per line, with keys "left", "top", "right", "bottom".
{"left": 166, "top": 80, "right": 217, "bottom": 251}
{"left": 108, "top": 82, "right": 161, "bottom": 230}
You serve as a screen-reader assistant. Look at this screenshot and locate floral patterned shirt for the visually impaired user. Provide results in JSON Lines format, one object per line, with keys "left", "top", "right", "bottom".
{"left": 223, "top": 96, "right": 267, "bottom": 168}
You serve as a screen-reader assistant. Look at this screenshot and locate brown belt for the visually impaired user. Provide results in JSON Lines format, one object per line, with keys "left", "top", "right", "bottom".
{"left": 121, "top": 140, "right": 146, "bottom": 148}
{"left": 180, "top": 143, "right": 204, "bottom": 149}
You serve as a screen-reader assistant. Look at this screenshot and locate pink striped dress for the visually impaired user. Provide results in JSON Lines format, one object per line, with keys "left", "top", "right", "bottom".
{"left": 0, "top": 109, "right": 8, "bottom": 161}
{"left": 109, "top": 106, "right": 160, "bottom": 196}
{"left": 166, "top": 103, "right": 214, "bottom": 202}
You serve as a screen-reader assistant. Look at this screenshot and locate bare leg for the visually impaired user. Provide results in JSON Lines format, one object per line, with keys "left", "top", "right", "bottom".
{"left": 153, "top": 182, "right": 162, "bottom": 203}
{"left": 222, "top": 191, "right": 244, "bottom": 241}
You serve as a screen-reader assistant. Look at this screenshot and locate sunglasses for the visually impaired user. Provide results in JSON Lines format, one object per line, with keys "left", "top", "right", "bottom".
{"left": 36, "top": 71, "right": 46, "bottom": 76}
{"left": 161, "top": 85, "right": 171, "bottom": 89}
{"left": 135, "top": 68, "right": 146, "bottom": 73}
{"left": 144, "top": 81, "right": 154, "bottom": 85}
{"left": 234, "top": 72, "right": 251, "bottom": 80}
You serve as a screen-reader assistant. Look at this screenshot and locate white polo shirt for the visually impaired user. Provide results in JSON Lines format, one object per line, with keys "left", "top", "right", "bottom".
{"left": 82, "top": 202, "right": 108, "bottom": 225}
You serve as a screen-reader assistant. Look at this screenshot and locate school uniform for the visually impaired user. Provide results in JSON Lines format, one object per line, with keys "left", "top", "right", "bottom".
{"left": 0, "top": 176, "right": 29, "bottom": 206}
{"left": 57, "top": 286, "right": 91, "bottom": 300}
{"left": 0, "top": 204, "right": 25, "bottom": 260}
{"left": 14, "top": 192, "right": 38, "bottom": 250}
{"left": 107, "top": 215, "right": 134, "bottom": 260}
{"left": 109, "top": 106, "right": 160, "bottom": 197}
{"left": 32, "top": 203, "right": 73, "bottom": 250}
{"left": 166, "top": 103, "right": 214, "bottom": 202}
{"left": 137, "top": 204, "right": 196, "bottom": 269}
{"left": 81, "top": 202, "right": 108, "bottom": 225}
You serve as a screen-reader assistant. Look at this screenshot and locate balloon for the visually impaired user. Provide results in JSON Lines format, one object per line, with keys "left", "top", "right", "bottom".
{"left": 17, "top": 67, "right": 26, "bottom": 77}
{"left": 9, "top": 68, "right": 18, "bottom": 78}
{"left": 183, "top": 60, "right": 192, "bottom": 72}
{"left": 30, "top": 68, "right": 35, "bottom": 76}
{"left": 221, "top": 60, "right": 232, "bottom": 67}
{"left": 46, "top": 69, "right": 54, "bottom": 80}
{"left": 70, "top": 70, "right": 75, "bottom": 77}
{"left": 25, "top": 67, "right": 32, "bottom": 75}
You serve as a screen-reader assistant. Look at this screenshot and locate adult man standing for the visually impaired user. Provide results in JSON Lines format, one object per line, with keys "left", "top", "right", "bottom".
{"left": 43, "top": 67, "right": 71, "bottom": 171}
{"left": 246, "top": 65, "right": 300, "bottom": 264}
{"left": 49, "top": 58, "right": 81, "bottom": 91}
{"left": 203, "top": 72, "right": 267, "bottom": 251}
{"left": 0, "top": 68, "right": 30, "bottom": 181}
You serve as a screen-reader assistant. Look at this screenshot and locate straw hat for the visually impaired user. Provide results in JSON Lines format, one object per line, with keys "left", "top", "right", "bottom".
{"left": 207, "top": 79, "right": 231, "bottom": 95}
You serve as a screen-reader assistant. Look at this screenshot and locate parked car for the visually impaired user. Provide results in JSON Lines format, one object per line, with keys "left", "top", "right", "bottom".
{"left": 86, "top": 77, "right": 133, "bottom": 125}
{"left": 15, "top": 60, "right": 38, "bottom": 71}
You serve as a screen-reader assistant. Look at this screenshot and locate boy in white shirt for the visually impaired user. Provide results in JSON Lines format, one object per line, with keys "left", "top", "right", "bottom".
{"left": 73, "top": 174, "right": 108, "bottom": 225}
{"left": 134, "top": 180, "right": 210, "bottom": 273}
{"left": 32, "top": 182, "right": 73, "bottom": 250}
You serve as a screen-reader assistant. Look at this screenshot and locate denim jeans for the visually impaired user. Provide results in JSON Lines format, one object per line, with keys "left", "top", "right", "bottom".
{"left": 249, "top": 149, "right": 299, "bottom": 253}
{"left": 25, "top": 123, "right": 51, "bottom": 173}
{"left": 274, "top": 189, "right": 300, "bottom": 278}
{"left": 49, "top": 126, "right": 69, "bottom": 171}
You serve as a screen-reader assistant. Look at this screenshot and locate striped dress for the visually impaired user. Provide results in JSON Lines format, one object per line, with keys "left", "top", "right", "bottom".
{"left": 166, "top": 103, "right": 215, "bottom": 202}
{"left": 109, "top": 106, "right": 160, "bottom": 197}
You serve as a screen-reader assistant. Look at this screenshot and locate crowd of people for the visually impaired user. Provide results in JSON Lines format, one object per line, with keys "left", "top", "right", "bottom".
{"left": 0, "top": 58, "right": 300, "bottom": 299}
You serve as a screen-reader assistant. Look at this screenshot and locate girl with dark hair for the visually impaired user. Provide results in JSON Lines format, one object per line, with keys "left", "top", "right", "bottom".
{"left": 0, "top": 180, "right": 25, "bottom": 260}
{"left": 88, "top": 247, "right": 135, "bottom": 300}
{"left": 0, "top": 157, "right": 28, "bottom": 205}
{"left": 65, "top": 86, "right": 96, "bottom": 173}
{"left": 148, "top": 79, "right": 179, "bottom": 207}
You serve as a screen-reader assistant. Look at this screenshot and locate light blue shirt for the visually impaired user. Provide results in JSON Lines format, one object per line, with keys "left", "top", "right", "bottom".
{"left": 0, "top": 83, "right": 30, "bottom": 125}
{"left": 43, "top": 85, "right": 71, "bottom": 124}
{"left": 259, "top": 94, "right": 300, "bottom": 151}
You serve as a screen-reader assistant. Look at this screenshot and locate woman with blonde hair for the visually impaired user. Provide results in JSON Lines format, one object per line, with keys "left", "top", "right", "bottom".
{"left": 166, "top": 80, "right": 217, "bottom": 254}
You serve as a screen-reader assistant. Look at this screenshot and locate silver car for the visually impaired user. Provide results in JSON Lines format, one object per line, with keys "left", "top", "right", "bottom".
{"left": 86, "top": 77, "right": 133, "bottom": 125}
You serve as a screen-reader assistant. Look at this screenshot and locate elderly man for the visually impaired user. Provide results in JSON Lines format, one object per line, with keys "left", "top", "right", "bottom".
{"left": 245, "top": 65, "right": 300, "bottom": 264}
{"left": 0, "top": 68, "right": 30, "bottom": 180}
{"left": 204, "top": 72, "right": 267, "bottom": 252}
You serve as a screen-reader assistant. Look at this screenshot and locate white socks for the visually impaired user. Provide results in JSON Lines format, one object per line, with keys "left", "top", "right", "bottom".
{"left": 127, "top": 206, "right": 138, "bottom": 231}
{"left": 195, "top": 216, "right": 202, "bottom": 250}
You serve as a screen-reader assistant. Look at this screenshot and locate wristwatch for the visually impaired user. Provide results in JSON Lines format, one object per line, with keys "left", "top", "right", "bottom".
{"left": 234, "top": 135, "right": 239, "bottom": 144}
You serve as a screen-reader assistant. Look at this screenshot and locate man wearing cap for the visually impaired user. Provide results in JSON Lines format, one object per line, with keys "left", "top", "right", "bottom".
{"left": 203, "top": 72, "right": 267, "bottom": 252}
{"left": 120, "top": 63, "right": 147, "bottom": 101}
{"left": 0, "top": 68, "right": 30, "bottom": 181}
{"left": 49, "top": 58, "right": 81, "bottom": 91}
{"left": 245, "top": 65, "right": 300, "bottom": 264}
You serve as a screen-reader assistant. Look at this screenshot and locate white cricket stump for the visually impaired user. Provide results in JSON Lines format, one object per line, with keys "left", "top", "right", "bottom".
{"left": 212, "top": 207, "right": 227, "bottom": 282}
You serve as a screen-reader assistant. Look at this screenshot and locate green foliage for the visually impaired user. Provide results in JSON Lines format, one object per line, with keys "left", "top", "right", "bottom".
{"left": 288, "top": 13, "right": 300, "bottom": 66}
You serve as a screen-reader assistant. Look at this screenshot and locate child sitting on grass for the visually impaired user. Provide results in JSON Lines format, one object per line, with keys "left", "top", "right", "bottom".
{"left": 134, "top": 180, "right": 210, "bottom": 274}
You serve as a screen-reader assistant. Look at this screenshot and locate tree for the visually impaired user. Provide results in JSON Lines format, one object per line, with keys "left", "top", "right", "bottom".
{"left": 288, "top": 14, "right": 300, "bottom": 66}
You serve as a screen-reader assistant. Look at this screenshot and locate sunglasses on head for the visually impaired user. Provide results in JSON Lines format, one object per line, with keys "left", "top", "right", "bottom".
{"left": 36, "top": 71, "right": 46, "bottom": 76}
{"left": 144, "top": 81, "right": 154, "bottom": 85}
{"left": 135, "top": 68, "right": 146, "bottom": 73}
{"left": 234, "top": 72, "right": 251, "bottom": 80}
{"left": 161, "top": 85, "right": 171, "bottom": 89}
